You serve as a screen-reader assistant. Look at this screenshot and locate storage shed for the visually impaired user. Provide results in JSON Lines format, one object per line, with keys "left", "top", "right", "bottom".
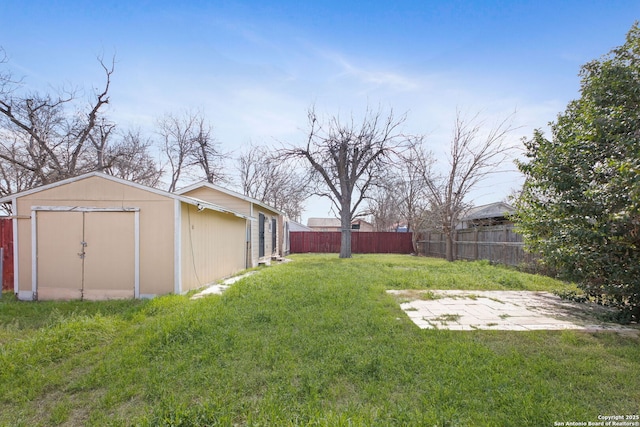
{"left": 0, "top": 172, "right": 249, "bottom": 301}
{"left": 176, "top": 182, "right": 287, "bottom": 267}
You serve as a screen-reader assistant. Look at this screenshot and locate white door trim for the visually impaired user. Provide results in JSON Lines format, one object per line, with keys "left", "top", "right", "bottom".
{"left": 31, "top": 206, "right": 139, "bottom": 212}
{"left": 174, "top": 199, "right": 182, "bottom": 295}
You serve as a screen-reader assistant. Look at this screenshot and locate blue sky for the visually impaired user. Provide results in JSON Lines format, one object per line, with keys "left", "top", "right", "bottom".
{"left": 1, "top": 1, "right": 639, "bottom": 221}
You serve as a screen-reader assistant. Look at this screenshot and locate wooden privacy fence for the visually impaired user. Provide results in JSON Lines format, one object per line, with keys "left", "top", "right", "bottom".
{"left": 290, "top": 231, "right": 414, "bottom": 254}
{"left": 0, "top": 218, "right": 13, "bottom": 291}
{"left": 418, "top": 224, "right": 535, "bottom": 266}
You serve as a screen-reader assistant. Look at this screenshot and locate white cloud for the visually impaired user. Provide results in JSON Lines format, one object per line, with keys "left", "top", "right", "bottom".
{"left": 325, "top": 52, "right": 422, "bottom": 92}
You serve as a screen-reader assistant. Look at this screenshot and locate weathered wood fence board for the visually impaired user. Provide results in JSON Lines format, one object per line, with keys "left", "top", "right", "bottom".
{"left": 290, "top": 231, "right": 414, "bottom": 254}
{"left": 418, "top": 225, "right": 535, "bottom": 266}
{"left": 0, "top": 218, "right": 13, "bottom": 291}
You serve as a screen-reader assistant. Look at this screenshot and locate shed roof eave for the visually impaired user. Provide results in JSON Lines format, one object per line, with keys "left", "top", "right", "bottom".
{"left": 183, "top": 197, "right": 250, "bottom": 220}
{"left": 176, "top": 181, "right": 284, "bottom": 216}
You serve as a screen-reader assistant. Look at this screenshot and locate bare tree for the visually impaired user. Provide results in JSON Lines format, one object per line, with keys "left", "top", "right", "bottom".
{"left": 0, "top": 47, "right": 39, "bottom": 205}
{"left": 158, "top": 112, "right": 194, "bottom": 192}
{"left": 0, "top": 55, "right": 114, "bottom": 195}
{"left": 0, "top": 52, "right": 167, "bottom": 204}
{"left": 0, "top": 140, "right": 39, "bottom": 206}
{"left": 394, "top": 137, "right": 432, "bottom": 234}
{"left": 157, "top": 110, "right": 228, "bottom": 192}
{"left": 366, "top": 178, "right": 402, "bottom": 231}
{"left": 0, "top": 47, "right": 16, "bottom": 97}
{"left": 102, "top": 129, "right": 163, "bottom": 187}
{"left": 366, "top": 138, "right": 432, "bottom": 251}
{"left": 413, "top": 110, "right": 518, "bottom": 261}
{"left": 283, "top": 106, "right": 408, "bottom": 258}
{"left": 191, "top": 115, "right": 228, "bottom": 184}
{"left": 237, "top": 143, "right": 309, "bottom": 221}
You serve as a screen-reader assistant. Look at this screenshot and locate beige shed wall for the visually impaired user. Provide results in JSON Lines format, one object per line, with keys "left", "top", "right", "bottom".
{"left": 179, "top": 185, "right": 285, "bottom": 266}
{"left": 179, "top": 204, "right": 247, "bottom": 292}
{"left": 14, "top": 176, "right": 176, "bottom": 299}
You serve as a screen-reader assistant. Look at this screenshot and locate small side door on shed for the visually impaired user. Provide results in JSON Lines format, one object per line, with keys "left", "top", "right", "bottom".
{"left": 271, "top": 217, "right": 277, "bottom": 256}
{"left": 258, "top": 213, "right": 265, "bottom": 258}
{"left": 35, "top": 209, "right": 137, "bottom": 300}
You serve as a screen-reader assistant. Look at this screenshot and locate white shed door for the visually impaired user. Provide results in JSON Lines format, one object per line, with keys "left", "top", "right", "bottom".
{"left": 36, "top": 211, "right": 135, "bottom": 300}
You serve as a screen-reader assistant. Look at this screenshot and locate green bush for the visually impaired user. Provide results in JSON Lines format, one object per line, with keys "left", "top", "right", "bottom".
{"left": 516, "top": 23, "right": 640, "bottom": 323}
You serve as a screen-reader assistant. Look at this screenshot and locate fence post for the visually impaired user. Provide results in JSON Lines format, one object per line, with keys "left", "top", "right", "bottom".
{"left": 453, "top": 230, "right": 458, "bottom": 260}
{"left": 473, "top": 228, "right": 479, "bottom": 260}
{"left": 503, "top": 224, "right": 508, "bottom": 265}
{"left": 426, "top": 232, "right": 430, "bottom": 256}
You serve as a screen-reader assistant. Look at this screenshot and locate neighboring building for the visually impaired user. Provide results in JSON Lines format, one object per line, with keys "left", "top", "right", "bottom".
{"left": 384, "top": 222, "right": 409, "bottom": 232}
{"left": 458, "top": 202, "right": 516, "bottom": 229}
{"left": 306, "top": 218, "right": 375, "bottom": 232}
{"left": 0, "top": 172, "right": 249, "bottom": 301}
{"left": 289, "top": 220, "right": 312, "bottom": 232}
{"left": 350, "top": 219, "right": 375, "bottom": 231}
{"left": 306, "top": 218, "right": 337, "bottom": 231}
{"left": 176, "top": 182, "right": 287, "bottom": 267}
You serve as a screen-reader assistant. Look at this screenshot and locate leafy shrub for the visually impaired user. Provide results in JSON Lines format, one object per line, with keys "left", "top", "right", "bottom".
{"left": 516, "top": 24, "right": 640, "bottom": 323}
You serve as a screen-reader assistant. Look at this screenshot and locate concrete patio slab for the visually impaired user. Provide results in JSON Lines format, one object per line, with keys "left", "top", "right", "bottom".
{"left": 388, "top": 290, "right": 639, "bottom": 334}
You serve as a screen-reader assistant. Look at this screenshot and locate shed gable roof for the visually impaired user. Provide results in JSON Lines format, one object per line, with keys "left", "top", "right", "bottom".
{"left": 0, "top": 172, "right": 249, "bottom": 219}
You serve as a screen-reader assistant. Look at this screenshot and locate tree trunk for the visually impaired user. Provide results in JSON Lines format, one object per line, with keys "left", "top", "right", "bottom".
{"left": 445, "top": 231, "right": 455, "bottom": 262}
{"left": 411, "top": 232, "right": 419, "bottom": 254}
{"left": 339, "top": 207, "right": 352, "bottom": 258}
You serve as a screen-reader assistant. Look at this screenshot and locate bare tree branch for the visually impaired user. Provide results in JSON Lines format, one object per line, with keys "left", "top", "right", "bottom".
{"left": 103, "top": 129, "right": 163, "bottom": 187}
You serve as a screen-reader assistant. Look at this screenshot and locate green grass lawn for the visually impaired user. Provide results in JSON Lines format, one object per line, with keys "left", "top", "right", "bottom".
{"left": 1, "top": 254, "right": 638, "bottom": 426}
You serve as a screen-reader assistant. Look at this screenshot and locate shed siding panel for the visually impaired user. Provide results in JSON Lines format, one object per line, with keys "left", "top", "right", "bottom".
{"left": 180, "top": 204, "right": 246, "bottom": 291}
{"left": 137, "top": 200, "right": 175, "bottom": 296}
